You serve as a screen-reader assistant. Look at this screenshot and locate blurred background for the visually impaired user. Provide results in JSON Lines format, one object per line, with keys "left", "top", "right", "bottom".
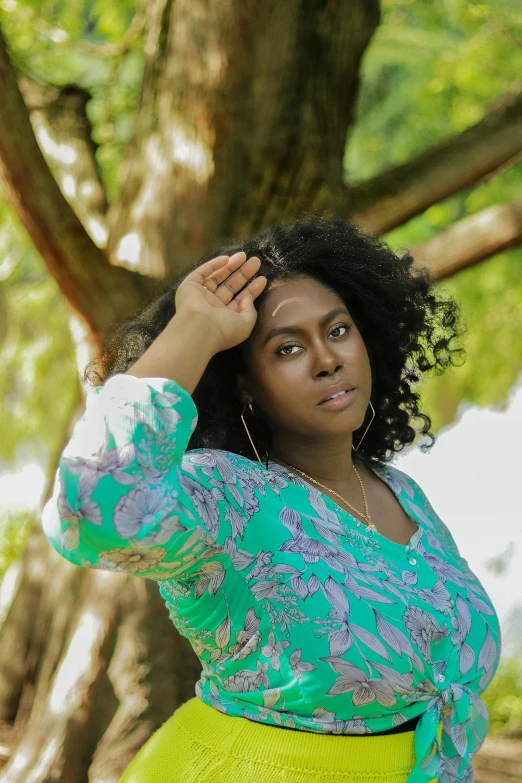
{"left": 0, "top": 0, "right": 521, "bottom": 780}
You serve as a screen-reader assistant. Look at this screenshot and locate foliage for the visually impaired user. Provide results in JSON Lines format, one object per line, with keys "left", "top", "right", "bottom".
{"left": 0, "top": 509, "right": 32, "bottom": 580}
{"left": 347, "top": 0, "right": 522, "bottom": 176}
{"left": 0, "top": 0, "right": 141, "bottom": 470}
{"left": 410, "top": 249, "right": 522, "bottom": 435}
{"left": 346, "top": 0, "right": 522, "bottom": 433}
{"left": 0, "top": 0, "right": 146, "bottom": 201}
{"left": 483, "top": 657, "right": 522, "bottom": 737}
{"left": 0, "top": 201, "right": 78, "bottom": 466}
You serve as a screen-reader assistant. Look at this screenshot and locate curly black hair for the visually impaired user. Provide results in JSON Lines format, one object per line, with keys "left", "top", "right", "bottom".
{"left": 86, "top": 218, "right": 466, "bottom": 466}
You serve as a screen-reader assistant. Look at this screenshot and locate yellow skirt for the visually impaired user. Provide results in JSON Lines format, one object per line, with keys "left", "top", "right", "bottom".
{"left": 118, "top": 696, "right": 418, "bottom": 783}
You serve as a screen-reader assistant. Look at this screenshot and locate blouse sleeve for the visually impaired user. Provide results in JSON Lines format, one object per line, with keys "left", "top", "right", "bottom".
{"left": 42, "top": 373, "right": 215, "bottom": 581}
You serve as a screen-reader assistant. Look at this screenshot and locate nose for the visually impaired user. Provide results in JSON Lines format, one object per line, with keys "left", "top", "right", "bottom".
{"left": 313, "top": 342, "right": 343, "bottom": 378}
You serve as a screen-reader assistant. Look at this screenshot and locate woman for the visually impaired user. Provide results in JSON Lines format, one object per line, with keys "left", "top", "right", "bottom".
{"left": 42, "top": 219, "right": 500, "bottom": 783}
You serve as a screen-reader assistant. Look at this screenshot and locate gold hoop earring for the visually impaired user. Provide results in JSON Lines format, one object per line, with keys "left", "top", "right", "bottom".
{"left": 240, "top": 401, "right": 264, "bottom": 467}
{"left": 352, "top": 400, "right": 375, "bottom": 452}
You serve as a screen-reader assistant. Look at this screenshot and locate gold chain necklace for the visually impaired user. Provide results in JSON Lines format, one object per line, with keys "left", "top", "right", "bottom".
{"left": 282, "top": 461, "right": 377, "bottom": 532}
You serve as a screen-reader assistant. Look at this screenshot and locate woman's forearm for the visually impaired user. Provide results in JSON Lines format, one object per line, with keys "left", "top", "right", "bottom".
{"left": 124, "top": 312, "right": 221, "bottom": 395}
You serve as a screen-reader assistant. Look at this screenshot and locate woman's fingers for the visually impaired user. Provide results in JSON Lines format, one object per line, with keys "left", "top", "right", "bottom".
{"left": 184, "top": 255, "right": 230, "bottom": 285}
{"left": 202, "top": 252, "right": 247, "bottom": 290}
{"left": 201, "top": 252, "right": 245, "bottom": 294}
{"left": 204, "top": 255, "right": 262, "bottom": 305}
{"left": 228, "top": 275, "right": 267, "bottom": 311}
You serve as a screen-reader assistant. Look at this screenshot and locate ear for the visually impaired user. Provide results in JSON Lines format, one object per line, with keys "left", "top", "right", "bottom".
{"left": 236, "top": 373, "right": 253, "bottom": 406}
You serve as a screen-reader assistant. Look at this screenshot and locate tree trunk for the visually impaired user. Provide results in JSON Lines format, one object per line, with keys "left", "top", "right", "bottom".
{"left": 0, "top": 539, "right": 201, "bottom": 782}
{"left": 107, "top": 0, "right": 380, "bottom": 275}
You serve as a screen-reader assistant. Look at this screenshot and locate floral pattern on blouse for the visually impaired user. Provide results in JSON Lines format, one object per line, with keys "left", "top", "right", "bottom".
{"left": 42, "top": 373, "right": 501, "bottom": 783}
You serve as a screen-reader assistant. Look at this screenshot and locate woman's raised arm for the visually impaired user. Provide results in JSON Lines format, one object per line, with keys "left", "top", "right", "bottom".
{"left": 42, "top": 253, "right": 267, "bottom": 581}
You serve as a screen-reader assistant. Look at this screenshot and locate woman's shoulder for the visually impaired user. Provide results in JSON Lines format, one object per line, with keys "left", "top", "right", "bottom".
{"left": 364, "top": 458, "right": 423, "bottom": 498}
{"left": 367, "top": 459, "right": 444, "bottom": 523}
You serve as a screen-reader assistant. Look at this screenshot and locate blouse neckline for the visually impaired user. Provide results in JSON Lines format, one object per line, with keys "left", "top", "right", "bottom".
{"left": 265, "top": 457, "right": 421, "bottom": 553}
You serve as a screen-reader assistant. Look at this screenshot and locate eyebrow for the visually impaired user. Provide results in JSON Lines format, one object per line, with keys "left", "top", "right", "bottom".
{"left": 263, "top": 307, "right": 350, "bottom": 346}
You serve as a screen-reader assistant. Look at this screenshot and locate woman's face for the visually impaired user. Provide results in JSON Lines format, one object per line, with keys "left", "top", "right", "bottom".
{"left": 239, "top": 274, "right": 373, "bottom": 444}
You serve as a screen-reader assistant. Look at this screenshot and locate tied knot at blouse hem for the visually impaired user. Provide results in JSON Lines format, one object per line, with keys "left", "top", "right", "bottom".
{"left": 42, "top": 373, "right": 501, "bottom": 783}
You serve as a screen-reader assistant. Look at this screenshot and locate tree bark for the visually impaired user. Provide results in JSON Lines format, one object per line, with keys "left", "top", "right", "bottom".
{"left": 107, "top": 0, "right": 381, "bottom": 275}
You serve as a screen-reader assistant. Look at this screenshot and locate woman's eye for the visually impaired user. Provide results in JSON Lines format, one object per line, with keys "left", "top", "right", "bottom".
{"left": 277, "top": 344, "right": 301, "bottom": 356}
{"left": 330, "top": 323, "right": 352, "bottom": 338}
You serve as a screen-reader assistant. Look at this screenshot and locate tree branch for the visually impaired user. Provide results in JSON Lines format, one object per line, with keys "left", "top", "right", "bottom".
{"left": 411, "top": 198, "right": 522, "bottom": 280}
{"left": 0, "top": 26, "right": 156, "bottom": 349}
{"left": 348, "top": 83, "right": 522, "bottom": 235}
{"left": 19, "top": 78, "right": 109, "bottom": 238}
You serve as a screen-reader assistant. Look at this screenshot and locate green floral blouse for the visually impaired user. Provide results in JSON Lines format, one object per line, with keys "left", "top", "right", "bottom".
{"left": 42, "top": 374, "right": 501, "bottom": 783}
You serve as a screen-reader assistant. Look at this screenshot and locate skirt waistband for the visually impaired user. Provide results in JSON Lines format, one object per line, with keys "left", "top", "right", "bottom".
{"left": 175, "top": 697, "right": 417, "bottom": 775}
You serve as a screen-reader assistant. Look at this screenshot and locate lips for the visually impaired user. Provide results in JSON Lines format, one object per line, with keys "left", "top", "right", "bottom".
{"left": 318, "top": 385, "right": 355, "bottom": 404}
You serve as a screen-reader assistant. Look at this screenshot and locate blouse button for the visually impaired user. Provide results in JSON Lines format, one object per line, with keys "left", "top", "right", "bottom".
{"left": 438, "top": 674, "right": 445, "bottom": 683}
{"left": 408, "top": 557, "right": 417, "bottom": 566}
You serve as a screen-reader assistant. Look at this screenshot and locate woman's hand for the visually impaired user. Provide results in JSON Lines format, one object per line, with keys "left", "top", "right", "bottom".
{"left": 125, "top": 252, "right": 267, "bottom": 390}
{"left": 175, "top": 252, "right": 268, "bottom": 352}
